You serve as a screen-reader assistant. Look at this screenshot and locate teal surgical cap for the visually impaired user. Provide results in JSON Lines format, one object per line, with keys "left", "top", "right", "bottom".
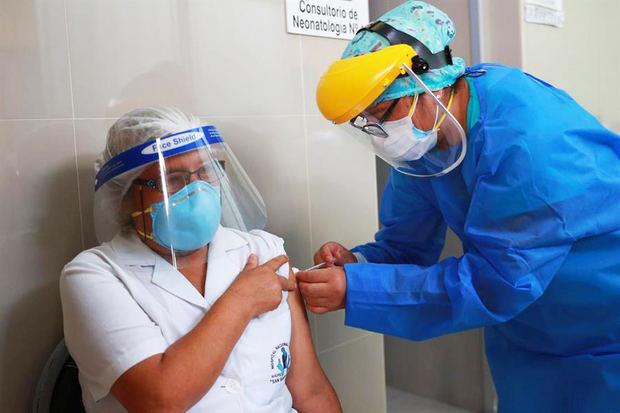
{"left": 342, "top": 1, "right": 466, "bottom": 104}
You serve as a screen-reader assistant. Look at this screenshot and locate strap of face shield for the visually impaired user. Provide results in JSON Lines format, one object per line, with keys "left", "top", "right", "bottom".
{"left": 357, "top": 21, "right": 453, "bottom": 75}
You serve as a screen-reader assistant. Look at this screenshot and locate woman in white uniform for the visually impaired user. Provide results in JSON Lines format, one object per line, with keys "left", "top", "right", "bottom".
{"left": 60, "top": 107, "right": 341, "bottom": 413}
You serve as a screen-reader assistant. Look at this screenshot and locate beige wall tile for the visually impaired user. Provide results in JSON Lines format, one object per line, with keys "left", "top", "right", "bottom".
{"left": 308, "top": 312, "right": 320, "bottom": 349}
{"left": 65, "top": 0, "right": 192, "bottom": 118}
{"left": 74, "top": 119, "right": 116, "bottom": 247}
{"left": 65, "top": 0, "right": 303, "bottom": 118}
{"left": 483, "top": 0, "right": 523, "bottom": 68}
{"left": 385, "top": 330, "right": 484, "bottom": 412}
{"left": 300, "top": 36, "right": 349, "bottom": 116}
{"left": 306, "top": 115, "right": 378, "bottom": 251}
{"left": 0, "top": 0, "right": 72, "bottom": 119}
{"left": 315, "top": 309, "right": 369, "bottom": 353}
{"left": 203, "top": 116, "right": 312, "bottom": 268}
{"left": 183, "top": 1, "right": 303, "bottom": 117}
{"left": 319, "top": 334, "right": 387, "bottom": 413}
{"left": 0, "top": 120, "right": 82, "bottom": 411}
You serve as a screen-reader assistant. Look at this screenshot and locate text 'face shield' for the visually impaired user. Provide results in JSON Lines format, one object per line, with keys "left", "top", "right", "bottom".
{"left": 94, "top": 125, "right": 266, "bottom": 268}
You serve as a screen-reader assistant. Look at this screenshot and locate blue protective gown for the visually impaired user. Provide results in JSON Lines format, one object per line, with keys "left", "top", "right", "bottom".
{"left": 347, "top": 64, "right": 620, "bottom": 412}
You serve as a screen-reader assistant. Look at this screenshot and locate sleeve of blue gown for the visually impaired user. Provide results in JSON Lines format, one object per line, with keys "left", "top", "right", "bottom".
{"left": 345, "top": 139, "right": 576, "bottom": 340}
{"left": 351, "top": 167, "right": 448, "bottom": 266}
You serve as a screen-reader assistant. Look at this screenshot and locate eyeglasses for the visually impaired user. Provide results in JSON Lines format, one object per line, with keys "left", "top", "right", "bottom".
{"left": 349, "top": 98, "right": 401, "bottom": 138}
{"left": 134, "top": 162, "right": 220, "bottom": 193}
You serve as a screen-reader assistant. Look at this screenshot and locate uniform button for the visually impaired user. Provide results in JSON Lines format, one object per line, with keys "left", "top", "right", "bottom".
{"left": 225, "top": 378, "right": 241, "bottom": 393}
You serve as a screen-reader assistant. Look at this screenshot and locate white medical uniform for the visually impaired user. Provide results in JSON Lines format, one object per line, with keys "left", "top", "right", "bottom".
{"left": 60, "top": 226, "right": 297, "bottom": 413}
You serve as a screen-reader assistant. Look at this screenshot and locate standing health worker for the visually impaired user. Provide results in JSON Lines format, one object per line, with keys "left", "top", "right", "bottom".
{"left": 297, "top": 1, "right": 620, "bottom": 411}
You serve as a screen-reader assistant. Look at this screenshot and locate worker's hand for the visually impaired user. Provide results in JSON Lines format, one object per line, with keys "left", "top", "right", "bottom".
{"left": 227, "top": 254, "right": 295, "bottom": 318}
{"left": 313, "top": 242, "right": 357, "bottom": 267}
{"left": 297, "top": 266, "right": 346, "bottom": 314}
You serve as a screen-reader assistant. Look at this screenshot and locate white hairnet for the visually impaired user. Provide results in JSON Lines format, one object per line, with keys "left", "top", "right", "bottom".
{"left": 93, "top": 107, "right": 201, "bottom": 243}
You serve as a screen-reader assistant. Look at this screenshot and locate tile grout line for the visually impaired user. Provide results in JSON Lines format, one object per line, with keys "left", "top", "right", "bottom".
{"left": 0, "top": 118, "right": 76, "bottom": 122}
{"left": 318, "top": 332, "right": 374, "bottom": 355}
{"left": 0, "top": 114, "right": 328, "bottom": 122}
{"left": 298, "top": 36, "right": 319, "bottom": 343}
{"left": 63, "top": 0, "right": 85, "bottom": 250}
{"left": 197, "top": 114, "right": 307, "bottom": 119}
{"left": 298, "top": 37, "right": 313, "bottom": 255}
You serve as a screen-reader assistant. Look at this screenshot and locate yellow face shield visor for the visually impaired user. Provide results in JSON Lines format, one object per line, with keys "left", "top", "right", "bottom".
{"left": 316, "top": 44, "right": 418, "bottom": 124}
{"left": 315, "top": 44, "right": 467, "bottom": 178}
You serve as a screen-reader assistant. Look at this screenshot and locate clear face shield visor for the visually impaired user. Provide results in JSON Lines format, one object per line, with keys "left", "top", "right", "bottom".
{"left": 94, "top": 125, "right": 266, "bottom": 268}
{"left": 316, "top": 44, "right": 466, "bottom": 178}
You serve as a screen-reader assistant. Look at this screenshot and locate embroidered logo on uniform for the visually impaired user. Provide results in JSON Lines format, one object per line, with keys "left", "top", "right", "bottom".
{"left": 269, "top": 343, "right": 290, "bottom": 384}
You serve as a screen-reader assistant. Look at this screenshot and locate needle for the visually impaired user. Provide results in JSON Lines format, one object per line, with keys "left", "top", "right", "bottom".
{"left": 303, "top": 262, "right": 328, "bottom": 271}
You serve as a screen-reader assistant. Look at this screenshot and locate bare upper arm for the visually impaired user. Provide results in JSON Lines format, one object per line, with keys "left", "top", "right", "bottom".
{"left": 286, "top": 267, "right": 330, "bottom": 403}
{"left": 286, "top": 267, "right": 313, "bottom": 351}
{"left": 286, "top": 267, "right": 342, "bottom": 411}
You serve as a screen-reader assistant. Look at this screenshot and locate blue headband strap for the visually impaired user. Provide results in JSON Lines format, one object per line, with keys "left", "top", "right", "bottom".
{"left": 95, "top": 125, "right": 223, "bottom": 191}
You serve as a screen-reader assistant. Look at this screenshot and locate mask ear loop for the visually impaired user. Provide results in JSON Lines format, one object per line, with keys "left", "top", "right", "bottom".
{"left": 408, "top": 94, "right": 418, "bottom": 118}
{"left": 409, "top": 92, "right": 442, "bottom": 132}
{"left": 139, "top": 187, "right": 146, "bottom": 242}
{"left": 130, "top": 182, "right": 154, "bottom": 242}
{"left": 432, "top": 105, "right": 440, "bottom": 131}
{"left": 433, "top": 87, "right": 455, "bottom": 130}
{"left": 136, "top": 186, "right": 148, "bottom": 242}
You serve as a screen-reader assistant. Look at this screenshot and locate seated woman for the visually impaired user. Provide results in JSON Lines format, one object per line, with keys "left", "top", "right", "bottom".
{"left": 60, "top": 107, "right": 341, "bottom": 413}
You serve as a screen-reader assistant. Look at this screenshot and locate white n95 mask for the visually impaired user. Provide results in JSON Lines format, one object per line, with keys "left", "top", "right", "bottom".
{"left": 370, "top": 89, "right": 451, "bottom": 162}
{"left": 372, "top": 111, "right": 439, "bottom": 162}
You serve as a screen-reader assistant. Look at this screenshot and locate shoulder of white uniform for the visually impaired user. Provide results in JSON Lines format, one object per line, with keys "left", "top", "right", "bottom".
{"left": 247, "top": 229, "right": 285, "bottom": 252}
{"left": 221, "top": 228, "right": 286, "bottom": 258}
{"left": 222, "top": 228, "right": 290, "bottom": 279}
{"left": 59, "top": 247, "right": 117, "bottom": 306}
{"left": 60, "top": 243, "right": 117, "bottom": 282}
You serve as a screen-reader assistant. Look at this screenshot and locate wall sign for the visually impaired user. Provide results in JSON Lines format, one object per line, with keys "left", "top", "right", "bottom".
{"left": 285, "top": 0, "right": 370, "bottom": 40}
{"left": 524, "top": 0, "right": 564, "bottom": 28}
{"left": 525, "top": 0, "right": 562, "bottom": 11}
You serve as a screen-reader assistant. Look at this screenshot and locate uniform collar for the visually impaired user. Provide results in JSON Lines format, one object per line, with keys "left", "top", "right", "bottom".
{"left": 109, "top": 227, "right": 249, "bottom": 309}
{"left": 208, "top": 226, "right": 249, "bottom": 257}
{"left": 108, "top": 226, "right": 248, "bottom": 265}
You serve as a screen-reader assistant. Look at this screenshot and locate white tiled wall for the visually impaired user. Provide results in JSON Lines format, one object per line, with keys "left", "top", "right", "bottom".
{"left": 0, "top": 0, "right": 385, "bottom": 411}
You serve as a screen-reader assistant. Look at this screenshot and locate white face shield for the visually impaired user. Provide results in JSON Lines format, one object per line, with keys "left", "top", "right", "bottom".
{"left": 93, "top": 125, "right": 266, "bottom": 268}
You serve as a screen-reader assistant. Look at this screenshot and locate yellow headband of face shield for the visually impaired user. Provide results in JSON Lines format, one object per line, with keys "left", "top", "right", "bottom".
{"left": 316, "top": 45, "right": 419, "bottom": 124}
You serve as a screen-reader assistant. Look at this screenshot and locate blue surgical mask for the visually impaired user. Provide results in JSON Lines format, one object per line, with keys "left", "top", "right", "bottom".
{"left": 135, "top": 180, "right": 221, "bottom": 251}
